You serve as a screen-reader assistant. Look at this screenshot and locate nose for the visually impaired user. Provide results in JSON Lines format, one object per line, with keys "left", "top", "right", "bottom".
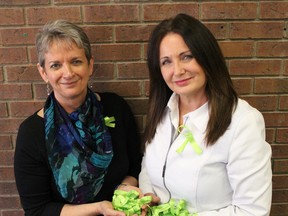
{"left": 62, "top": 64, "right": 74, "bottom": 78}
{"left": 173, "top": 61, "right": 185, "bottom": 76}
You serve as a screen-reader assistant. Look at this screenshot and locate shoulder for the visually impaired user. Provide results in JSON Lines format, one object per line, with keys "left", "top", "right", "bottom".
{"left": 231, "top": 98, "right": 265, "bottom": 128}
{"left": 98, "top": 92, "right": 130, "bottom": 111}
{"left": 18, "top": 111, "right": 44, "bottom": 133}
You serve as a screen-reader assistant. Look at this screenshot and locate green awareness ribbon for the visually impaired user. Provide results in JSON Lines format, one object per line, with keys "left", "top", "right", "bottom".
{"left": 176, "top": 125, "right": 202, "bottom": 155}
{"left": 147, "top": 199, "right": 198, "bottom": 216}
{"left": 104, "top": 116, "right": 116, "bottom": 128}
{"left": 113, "top": 190, "right": 152, "bottom": 216}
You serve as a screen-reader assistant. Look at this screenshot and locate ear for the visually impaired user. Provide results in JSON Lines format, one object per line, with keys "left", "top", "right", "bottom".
{"left": 89, "top": 57, "right": 94, "bottom": 76}
{"left": 37, "top": 63, "right": 48, "bottom": 83}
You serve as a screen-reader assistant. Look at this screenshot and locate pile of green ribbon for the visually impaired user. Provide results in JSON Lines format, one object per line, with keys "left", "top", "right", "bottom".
{"left": 146, "top": 199, "right": 197, "bottom": 216}
{"left": 112, "top": 190, "right": 197, "bottom": 216}
{"left": 112, "top": 190, "right": 151, "bottom": 215}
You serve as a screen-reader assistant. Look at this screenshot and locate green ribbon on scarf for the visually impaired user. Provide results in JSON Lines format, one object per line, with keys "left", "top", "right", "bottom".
{"left": 113, "top": 190, "right": 152, "bottom": 216}
{"left": 104, "top": 116, "right": 116, "bottom": 128}
{"left": 176, "top": 125, "right": 202, "bottom": 155}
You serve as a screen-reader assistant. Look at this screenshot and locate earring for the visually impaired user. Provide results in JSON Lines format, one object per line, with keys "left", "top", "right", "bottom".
{"left": 89, "top": 81, "right": 93, "bottom": 89}
{"left": 46, "top": 82, "right": 50, "bottom": 95}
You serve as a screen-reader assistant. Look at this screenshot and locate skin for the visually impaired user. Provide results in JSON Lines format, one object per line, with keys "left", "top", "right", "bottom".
{"left": 37, "top": 40, "right": 93, "bottom": 114}
{"left": 37, "top": 40, "right": 140, "bottom": 216}
{"left": 159, "top": 32, "right": 208, "bottom": 124}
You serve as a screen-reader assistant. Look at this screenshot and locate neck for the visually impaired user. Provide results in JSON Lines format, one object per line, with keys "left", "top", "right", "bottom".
{"left": 178, "top": 94, "right": 208, "bottom": 125}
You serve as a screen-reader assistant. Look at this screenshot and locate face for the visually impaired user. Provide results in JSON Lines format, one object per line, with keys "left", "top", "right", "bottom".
{"left": 38, "top": 40, "right": 93, "bottom": 110}
{"left": 159, "top": 33, "right": 207, "bottom": 101}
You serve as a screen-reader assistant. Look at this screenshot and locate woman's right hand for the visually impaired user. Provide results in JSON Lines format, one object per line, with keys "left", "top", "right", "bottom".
{"left": 97, "top": 201, "right": 126, "bottom": 216}
{"left": 140, "top": 193, "right": 160, "bottom": 216}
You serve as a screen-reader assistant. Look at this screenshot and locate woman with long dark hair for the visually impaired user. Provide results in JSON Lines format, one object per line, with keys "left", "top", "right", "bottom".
{"left": 139, "top": 13, "right": 272, "bottom": 215}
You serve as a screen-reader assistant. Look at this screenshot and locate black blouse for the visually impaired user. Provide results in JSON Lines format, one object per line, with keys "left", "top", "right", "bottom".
{"left": 14, "top": 92, "right": 142, "bottom": 216}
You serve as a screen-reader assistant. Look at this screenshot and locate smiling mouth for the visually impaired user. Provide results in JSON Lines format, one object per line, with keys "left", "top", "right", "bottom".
{"left": 61, "top": 80, "right": 78, "bottom": 85}
{"left": 175, "top": 77, "right": 192, "bottom": 85}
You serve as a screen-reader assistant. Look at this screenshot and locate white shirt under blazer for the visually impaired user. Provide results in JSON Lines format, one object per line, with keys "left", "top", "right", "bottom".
{"left": 139, "top": 93, "right": 272, "bottom": 215}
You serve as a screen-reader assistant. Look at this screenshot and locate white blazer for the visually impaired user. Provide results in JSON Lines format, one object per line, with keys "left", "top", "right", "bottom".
{"left": 139, "top": 93, "right": 272, "bottom": 215}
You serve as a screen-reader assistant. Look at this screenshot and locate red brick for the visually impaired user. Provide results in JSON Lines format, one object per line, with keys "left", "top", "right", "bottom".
{"left": 255, "top": 78, "right": 288, "bottom": 94}
{"left": 263, "top": 113, "right": 288, "bottom": 127}
{"left": 219, "top": 41, "right": 254, "bottom": 58}
{"left": 92, "top": 44, "right": 141, "bottom": 61}
{"left": 115, "top": 24, "right": 154, "bottom": 42}
{"left": 0, "top": 67, "right": 3, "bottom": 81}
{"left": 0, "top": 151, "right": 14, "bottom": 166}
{"left": 284, "top": 60, "right": 288, "bottom": 76}
{"left": 83, "top": 26, "right": 113, "bottom": 43}
{"left": 27, "top": 7, "right": 81, "bottom": 25}
{"left": 33, "top": 83, "right": 47, "bottom": 100}
{"left": 272, "top": 189, "right": 288, "bottom": 203}
{"left": 143, "top": 3, "right": 198, "bottom": 21}
{"left": 230, "top": 22, "right": 284, "bottom": 39}
{"left": 29, "top": 47, "right": 38, "bottom": 64}
{"left": 276, "top": 129, "right": 288, "bottom": 143}
{"left": 0, "top": 8, "right": 24, "bottom": 26}
{"left": 273, "top": 174, "right": 288, "bottom": 189}
{"left": 0, "top": 119, "right": 24, "bottom": 133}
{"left": 0, "top": 135, "right": 12, "bottom": 150}
{"left": 0, "top": 0, "right": 48, "bottom": 5}
{"left": 231, "top": 78, "right": 253, "bottom": 95}
{"left": 0, "top": 102, "right": 8, "bottom": 117}
{"left": 0, "top": 84, "right": 32, "bottom": 100}
{"left": 0, "top": 167, "right": 15, "bottom": 181}
{"left": 144, "top": 80, "right": 150, "bottom": 97}
{"left": 0, "top": 47, "right": 28, "bottom": 64}
{"left": 0, "top": 27, "right": 38, "bottom": 46}
{"left": 270, "top": 203, "right": 288, "bottom": 216}
{"left": 6, "top": 65, "right": 41, "bottom": 82}
{"left": 241, "top": 95, "right": 278, "bottom": 111}
{"left": 92, "top": 81, "right": 141, "bottom": 97}
{"left": 84, "top": 5, "right": 139, "bottom": 23}
{"left": 266, "top": 128, "right": 275, "bottom": 144}
{"left": 274, "top": 159, "right": 288, "bottom": 173}
{"left": 92, "top": 63, "right": 114, "bottom": 80}
{"left": 201, "top": 2, "right": 257, "bottom": 20}
{"left": 279, "top": 96, "right": 288, "bottom": 110}
{"left": 0, "top": 196, "right": 21, "bottom": 209}
{"left": 229, "top": 59, "right": 281, "bottom": 76}
{"left": 10, "top": 101, "right": 43, "bottom": 117}
{"left": 2, "top": 209, "right": 24, "bottom": 216}
{"left": 257, "top": 41, "right": 288, "bottom": 57}
{"left": 117, "top": 63, "right": 148, "bottom": 79}
{"left": 55, "top": 0, "right": 108, "bottom": 3}
{"left": 272, "top": 144, "right": 288, "bottom": 158}
{"left": 205, "top": 23, "right": 228, "bottom": 40}
{"left": 260, "top": 2, "right": 288, "bottom": 19}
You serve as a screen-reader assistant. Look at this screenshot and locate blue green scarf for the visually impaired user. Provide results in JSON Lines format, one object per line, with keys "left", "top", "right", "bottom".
{"left": 44, "top": 88, "right": 113, "bottom": 203}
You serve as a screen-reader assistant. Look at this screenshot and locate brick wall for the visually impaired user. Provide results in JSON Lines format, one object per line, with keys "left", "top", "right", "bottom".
{"left": 0, "top": 0, "right": 287, "bottom": 215}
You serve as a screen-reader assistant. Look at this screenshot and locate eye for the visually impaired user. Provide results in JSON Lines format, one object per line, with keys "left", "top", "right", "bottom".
{"left": 182, "top": 54, "right": 193, "bottom": 61}
{"left": 72, "top": 59, "right": 83, "bottom": 65}
{"left": 50, "top": 63, "right": 61, "bottom": 70}
{"left": 160, "top": 58, "right": 171, "bottom": 66}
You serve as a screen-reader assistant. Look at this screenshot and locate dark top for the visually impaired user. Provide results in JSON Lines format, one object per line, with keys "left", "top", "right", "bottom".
{"left": 14, "top": 92, "right": 142, "bottom": 216}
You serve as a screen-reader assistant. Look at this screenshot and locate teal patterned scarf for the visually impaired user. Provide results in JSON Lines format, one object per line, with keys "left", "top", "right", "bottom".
{"left": 44, "top": 88, "right": 113, "bottom": 203}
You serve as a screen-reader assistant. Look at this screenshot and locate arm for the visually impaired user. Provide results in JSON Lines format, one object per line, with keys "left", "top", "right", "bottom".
{"left": 60, "top": 202, "right": 125, "bottom": 216}
{"left": 198, "top": 109, "right": 272, "bottom": 216}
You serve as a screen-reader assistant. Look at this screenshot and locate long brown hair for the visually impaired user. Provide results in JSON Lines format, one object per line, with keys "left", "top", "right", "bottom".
{"left": 143, "top": 13, "right": 238, "bottom": 150}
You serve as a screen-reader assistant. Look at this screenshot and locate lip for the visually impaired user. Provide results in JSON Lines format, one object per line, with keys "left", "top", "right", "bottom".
{"left": 174, "top": 77, "right": 192, "bottom": 86}
{"left": 61, "top": 80, "right": 79, "bottom": 86}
